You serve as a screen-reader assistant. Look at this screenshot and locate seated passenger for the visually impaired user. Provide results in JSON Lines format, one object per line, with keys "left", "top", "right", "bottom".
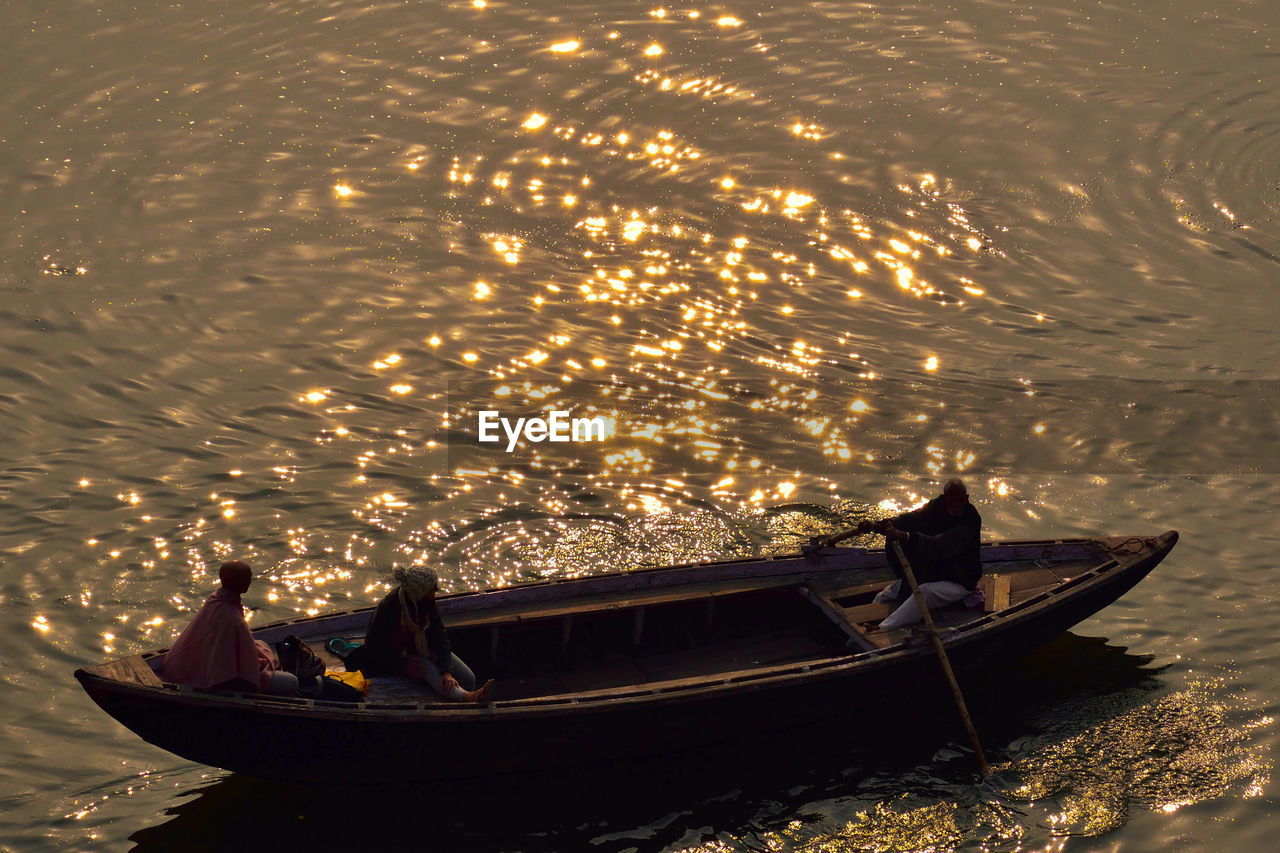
{"left": 351, "top": 566, "right": 493, "bottom": 703}
{"left": 159, "top": 560, "right": 298, "bottom": 695}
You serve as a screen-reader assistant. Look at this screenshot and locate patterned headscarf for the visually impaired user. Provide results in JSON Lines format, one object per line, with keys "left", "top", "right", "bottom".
{"left": 393, "top": 565, "right": 439, "bottom": 601}
{"left": 392, "top": 566, "right": 439, "bottom": 658}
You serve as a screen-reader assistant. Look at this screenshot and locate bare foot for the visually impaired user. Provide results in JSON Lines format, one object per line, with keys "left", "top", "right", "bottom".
{"left": 461, "top": 678, "right": 494, "bottom": 703}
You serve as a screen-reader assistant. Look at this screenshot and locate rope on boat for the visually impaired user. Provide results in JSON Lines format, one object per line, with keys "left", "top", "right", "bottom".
{"left": 1111, "top": 536, "right": 1154, "bottom": 556}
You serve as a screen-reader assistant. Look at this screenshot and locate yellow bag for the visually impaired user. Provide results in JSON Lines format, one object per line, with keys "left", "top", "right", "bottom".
{"left": 323, "top": 669, "right": 369, "bottom": 696}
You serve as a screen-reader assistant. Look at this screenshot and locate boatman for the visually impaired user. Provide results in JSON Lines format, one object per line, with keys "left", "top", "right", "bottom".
{"left": 820, "top": 478, "right": 982, "bottom": 630}
{"left": 159, "top": 560, "right": 299, "bottom": 694}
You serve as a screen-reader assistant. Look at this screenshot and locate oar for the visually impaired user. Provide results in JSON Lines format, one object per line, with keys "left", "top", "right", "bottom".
{"left": 890, "top": 540, "right": 991, "bottom": 777}
{"left": 802, "top": 520, "right": 875, "bottom": 562}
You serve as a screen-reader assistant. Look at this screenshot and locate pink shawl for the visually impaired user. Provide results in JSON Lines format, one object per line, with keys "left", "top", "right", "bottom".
{"left": 158, "top": 588, "right": 276, "bottom": 689}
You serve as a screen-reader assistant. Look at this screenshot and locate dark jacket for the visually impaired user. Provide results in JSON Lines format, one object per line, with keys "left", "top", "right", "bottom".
{"left": 349, "top": 590, "right": 452, "bottom": 677}
{"left": 892, "top": 496, "right": 982, "bottom": 589}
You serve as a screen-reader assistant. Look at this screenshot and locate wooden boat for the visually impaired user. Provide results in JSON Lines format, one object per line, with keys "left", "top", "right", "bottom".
{"left": 76, "top": 531, "right": 1177, "bottom": 784}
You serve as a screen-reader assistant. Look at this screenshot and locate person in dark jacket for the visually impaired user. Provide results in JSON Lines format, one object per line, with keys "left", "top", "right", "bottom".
{"left": 350, "top": 566, "right": 493, "bottom": 703}
{"left": 821, "top": 478, "right": 982, "bottom": 629}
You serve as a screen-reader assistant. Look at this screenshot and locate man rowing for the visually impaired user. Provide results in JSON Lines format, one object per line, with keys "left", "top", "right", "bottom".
{"left": 817, "top": 478, "right": 982, "bottom": 630}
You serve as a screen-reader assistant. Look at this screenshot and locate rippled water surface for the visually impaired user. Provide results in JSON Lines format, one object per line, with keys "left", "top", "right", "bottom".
{"left": 3, "top": 0, "right": 1279, "bottom": 849}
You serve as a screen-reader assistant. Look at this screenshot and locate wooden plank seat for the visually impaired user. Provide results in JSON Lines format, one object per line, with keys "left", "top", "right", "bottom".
{"left": 797, "top": 586, "right": 880, "bottom": 652}
{"left": 806, "top": 577, "right": 895, "bottom": 604}
{"left": 841, "top": 601, "right": 894, "bottom": 628}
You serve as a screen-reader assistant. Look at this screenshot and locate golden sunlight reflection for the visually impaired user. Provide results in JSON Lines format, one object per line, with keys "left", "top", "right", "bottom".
{"left": 1001, "top": 680, "right": 1271, "bottom": 837}
{"left": 671, "top": 682, "right": 1268, "bottom": 852}
{"left": 76, "top": 22, "right": 1058, "bottom": 683}
{"left": 443, "top": 103, "right": 1007, "bottom": 398}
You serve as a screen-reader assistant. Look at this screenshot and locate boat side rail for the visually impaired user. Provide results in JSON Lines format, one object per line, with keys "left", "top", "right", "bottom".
{"left": 243, "top": 540, "right": 1117, "bottom": 648}
{"left": 435, "top": 552, "right": 876, "bottom": 616}
{"left": 428, "top": 576, "right": 835, "bottom": 659}
{"left": 939, "top": 554, "right": 1131, "bottom": 637}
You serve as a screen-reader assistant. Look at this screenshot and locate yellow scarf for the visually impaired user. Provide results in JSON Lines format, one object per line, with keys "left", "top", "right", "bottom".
{"left": 398, "top": 586, "right": 432, "bottom": 658}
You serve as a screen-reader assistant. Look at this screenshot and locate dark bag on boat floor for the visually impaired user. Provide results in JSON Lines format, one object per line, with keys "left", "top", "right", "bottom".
{"left": 340, "top": 642, "right": 375, "bottom": 674}
{"left": 301, "top": 672, "right": 365, "bottom": 702}
{"left": 275, "top": 635, "right": 325, "bottom": 680}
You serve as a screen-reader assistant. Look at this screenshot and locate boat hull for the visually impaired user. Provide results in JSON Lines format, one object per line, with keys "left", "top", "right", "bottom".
{"left": 75, "top": 531, "right": 1177, "bottom": 784}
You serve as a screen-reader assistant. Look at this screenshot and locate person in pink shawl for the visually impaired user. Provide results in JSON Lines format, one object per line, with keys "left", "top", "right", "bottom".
{"left": 159, "top": 560, "right": 297, "bottom": 694}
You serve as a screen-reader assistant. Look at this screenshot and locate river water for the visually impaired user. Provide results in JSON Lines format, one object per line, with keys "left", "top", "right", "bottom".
{"left": 2, "top": 0, "right": 1278, "bottom": 849}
